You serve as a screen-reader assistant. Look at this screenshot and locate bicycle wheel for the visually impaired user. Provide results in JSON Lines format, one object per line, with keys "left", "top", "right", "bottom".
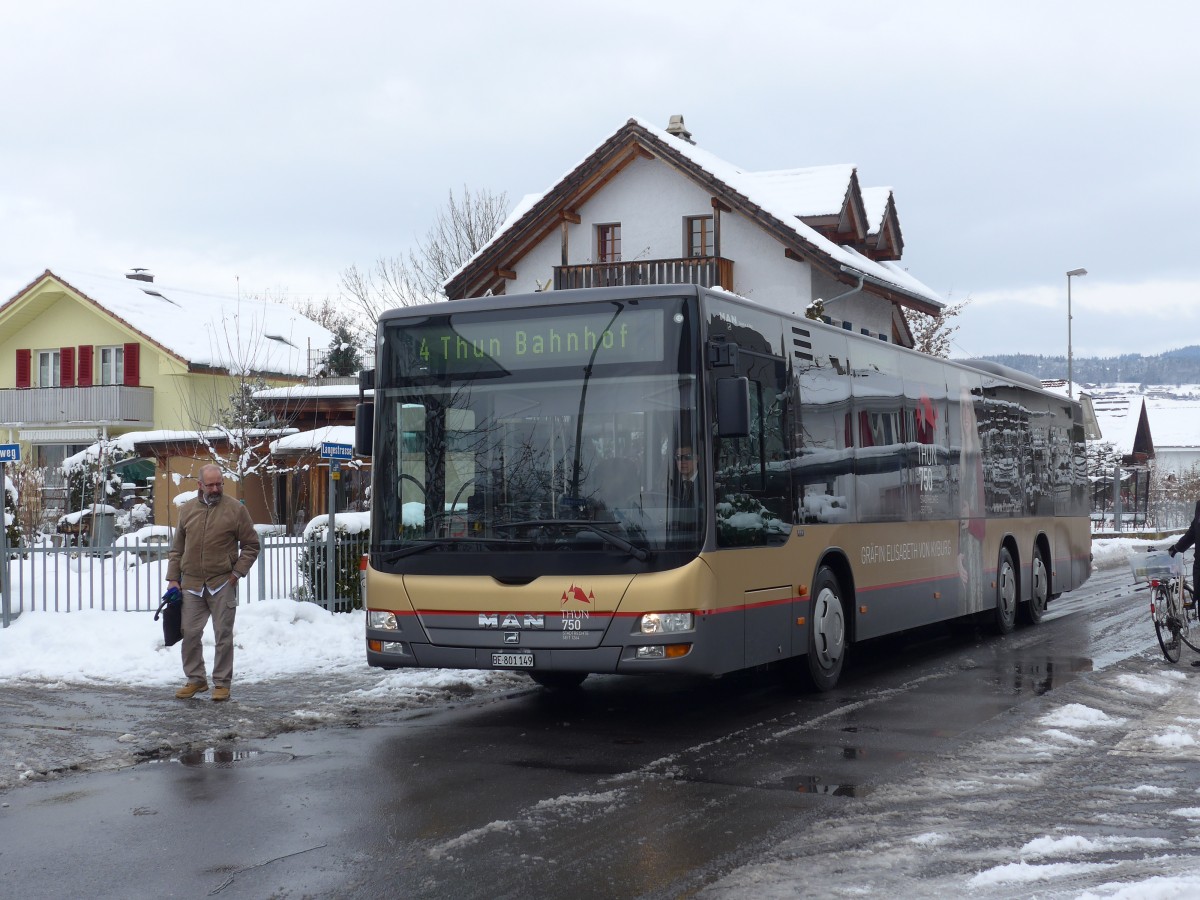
{"left": 1154, "top": 586, "right": 1183, "bottom": 663}
{"left": 1182, "top": 598, "right": 1200, "bottom": 654}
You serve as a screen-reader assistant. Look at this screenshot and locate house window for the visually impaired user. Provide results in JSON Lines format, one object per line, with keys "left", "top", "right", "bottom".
{"left": 597, "top": 223, "right": 621, "bottom": 263}
{"left": 37, "top": 350, "right": 60, "bottom": 387}
{"left": 99, "top": 346, "right": 125, "bottom": 385}
{"left": 685, "top": 215, "right": 714, "bottom": 258}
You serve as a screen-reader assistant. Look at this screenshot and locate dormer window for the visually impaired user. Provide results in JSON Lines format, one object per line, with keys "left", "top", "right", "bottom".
{"left": 685, "top": 215, "right": 714, "bottom": 258}
{"left": 597, "top": 223, "right": 621, "bottom": 263}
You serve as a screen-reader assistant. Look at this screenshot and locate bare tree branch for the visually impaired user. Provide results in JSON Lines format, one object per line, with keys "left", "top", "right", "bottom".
{"left": 339, "top": 185, "right": 509, "bottom": 330}
{"left": 904, "top": 298, "right": 973, "bottom": 358}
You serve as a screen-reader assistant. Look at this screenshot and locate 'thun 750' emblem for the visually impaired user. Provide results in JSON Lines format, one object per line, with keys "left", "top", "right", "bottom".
{"left": 561, "top": 584, "right": 595, "bottom": 606}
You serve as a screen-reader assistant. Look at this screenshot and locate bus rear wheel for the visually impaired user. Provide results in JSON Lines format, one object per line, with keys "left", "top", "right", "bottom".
{"left": 1022, "top": 551, "right": 1049, "bottom": 625}
{"left": 993, "top": 547, "right": 1017, "bottom": 634}
{"left": 529, "top": 671, "right": 588, "bottom": 690}
{"left": 799, "top": 567, "right": 846, "bottom": 692}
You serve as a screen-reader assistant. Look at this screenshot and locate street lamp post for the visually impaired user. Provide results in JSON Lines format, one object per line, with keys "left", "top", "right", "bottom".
{"left": 1066, "top": 268, "right": 1087, "bottom": 399}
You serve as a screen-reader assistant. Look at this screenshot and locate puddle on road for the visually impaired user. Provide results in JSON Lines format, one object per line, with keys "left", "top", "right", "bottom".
{"left": 995, "top": 655, "right": 1094, "bottom": 697}
{"left": 174, "top": 747, "right": 291, "bottom": 768}
{"left": 788, "top": 775, "right": 874, "bottom": 797}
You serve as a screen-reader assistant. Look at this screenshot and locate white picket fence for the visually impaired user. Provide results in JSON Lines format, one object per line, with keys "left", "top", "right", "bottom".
{"left": 0, "top": 534, "right": 367, "bottom": 622}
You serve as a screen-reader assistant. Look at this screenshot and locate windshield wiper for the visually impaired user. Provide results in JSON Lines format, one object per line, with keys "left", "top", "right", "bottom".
{"left": 379, "top": 542, "right": 438, "bottom": 562}
{"left": 499, "top": 518, "right": 650, "bottom": 561}
{"left": 573, "top": 523, "right": 651, "bottom": 561}
{"left": 379, "top": 536, "right": 531, "bottom": 562}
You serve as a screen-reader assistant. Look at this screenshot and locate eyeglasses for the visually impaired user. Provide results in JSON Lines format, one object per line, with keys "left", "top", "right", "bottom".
{"left": 675, "top": 453, "right": 693, "bottom": 461}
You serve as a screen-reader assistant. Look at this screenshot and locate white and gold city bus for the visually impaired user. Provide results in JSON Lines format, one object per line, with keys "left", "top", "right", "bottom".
{"left": 355, "top": 284, "right": 1091, "bottom": 690}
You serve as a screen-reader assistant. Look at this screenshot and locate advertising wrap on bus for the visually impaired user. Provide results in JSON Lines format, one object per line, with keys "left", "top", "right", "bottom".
{"left": 357, "top": 284, "right": 1092, "bottom": 691}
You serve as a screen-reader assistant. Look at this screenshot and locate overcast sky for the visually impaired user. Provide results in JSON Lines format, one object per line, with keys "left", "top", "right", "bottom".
{"left": 3, "top": 1, "right": 1197, "bottom": 361}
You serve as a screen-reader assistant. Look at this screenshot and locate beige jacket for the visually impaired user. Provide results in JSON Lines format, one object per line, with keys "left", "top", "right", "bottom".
{"left": 167, "top": 494, "right": 261, "bottom": 593}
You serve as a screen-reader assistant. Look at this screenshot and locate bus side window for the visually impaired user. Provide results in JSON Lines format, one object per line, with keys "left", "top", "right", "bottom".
{"left": 713, "top": 357, "right": 792, "bottom": 547}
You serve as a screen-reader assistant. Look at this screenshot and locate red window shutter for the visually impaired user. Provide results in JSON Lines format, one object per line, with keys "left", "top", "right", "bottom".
{"left": 60, "top": 346, "right": 76, "bottom": 387}
{"left": 77, "top": 345, "right": 94, "bottom": 387}
{"left": 15, "top": 349, "right": 31, "bottom": 388}
{"left": 123, "top": 342, "right": 140, "bottom": 386}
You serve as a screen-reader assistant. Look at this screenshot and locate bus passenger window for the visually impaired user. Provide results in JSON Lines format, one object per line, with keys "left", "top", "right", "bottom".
{"left": 713, "top": 367, "right": 792, "bottom": 547}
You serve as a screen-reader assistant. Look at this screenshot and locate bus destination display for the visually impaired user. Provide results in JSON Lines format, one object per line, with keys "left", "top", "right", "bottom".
{"left": 396, "top": 307, "right": 666, "bottom": 374}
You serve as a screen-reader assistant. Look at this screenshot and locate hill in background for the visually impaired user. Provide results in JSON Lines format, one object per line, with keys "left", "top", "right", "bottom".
{"left": 963, "top": 346, "right": 1200, "bottom": 385}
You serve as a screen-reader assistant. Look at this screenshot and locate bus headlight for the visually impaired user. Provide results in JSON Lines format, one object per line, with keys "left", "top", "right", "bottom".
{"left": 638, "top": 612, "right": 694, "bottom": 635}
{"left": 368, "top": 610, "right": 398, "bottom": 630}
{"left": 636, "top": 644, "right": 691, "bottom": 659}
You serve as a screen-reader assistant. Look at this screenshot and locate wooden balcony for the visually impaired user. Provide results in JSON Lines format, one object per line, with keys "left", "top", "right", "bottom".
{"left": 554, "top": 257, "right": 733, "bottom": 293}
{"left": 0, "top": 385, "right": 155, "bottom": 427}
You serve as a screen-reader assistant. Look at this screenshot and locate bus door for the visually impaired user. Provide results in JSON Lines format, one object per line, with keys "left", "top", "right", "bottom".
{"left": 709, "top": 344, "right": 795, "bottom": 667}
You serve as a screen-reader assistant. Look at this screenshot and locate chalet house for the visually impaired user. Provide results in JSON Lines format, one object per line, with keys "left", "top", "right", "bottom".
{"left": 254, "top": 386, "right": 370, "bottom": 534}
{"left": 0, "top": 268, "right": 334, "bottom": 523}
{"left": 445, "top": 115, "right": 944, "bottom": 346}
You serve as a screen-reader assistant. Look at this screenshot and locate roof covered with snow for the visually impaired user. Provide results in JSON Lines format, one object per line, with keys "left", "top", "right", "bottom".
{"left": 446, "top": 117, "right": 938, "bottom": 311}
{"left": 1085, "top": 384, "right": 1200, "bottom": 455}
{"left": 1, "top": 269, "right": 334, "bottom": 378}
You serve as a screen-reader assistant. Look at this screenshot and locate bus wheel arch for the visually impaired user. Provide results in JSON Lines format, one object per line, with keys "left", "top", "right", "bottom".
{"left": 1021, "top": 536, "right": 1051, "bottom": 625}
{"left": 993, "top": 541, "right": 1019, "bottom": 634}
{"left": 799, "top": 554, "right": 853, "bottom": 692}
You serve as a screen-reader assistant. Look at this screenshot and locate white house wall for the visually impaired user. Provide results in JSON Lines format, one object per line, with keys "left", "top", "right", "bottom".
{"left": 1155, "top": 448, "right": 1200, "bottom": 477}
{"left": 504, "top": 156, "right": 850, "bottom": 326}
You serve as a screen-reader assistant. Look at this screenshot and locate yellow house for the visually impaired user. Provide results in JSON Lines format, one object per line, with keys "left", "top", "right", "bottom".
{"left": 0, "top": 268, "right": 334, "bottom": 524}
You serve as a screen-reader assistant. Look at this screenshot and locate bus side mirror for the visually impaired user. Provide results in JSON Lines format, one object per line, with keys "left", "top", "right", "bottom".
{"left": 355, "top": 403, "right": 374, "bottom": 457}
{"left": 716, "top": 377, "right": 750, "bottom": 438}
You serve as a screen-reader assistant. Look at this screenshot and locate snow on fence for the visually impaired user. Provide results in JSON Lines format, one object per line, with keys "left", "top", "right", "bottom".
{"left": 1, "top": 533, "right": 368, "bottom": 619}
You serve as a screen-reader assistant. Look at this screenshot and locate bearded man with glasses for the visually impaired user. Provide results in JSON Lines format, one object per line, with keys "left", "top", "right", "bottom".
{"left": 166, "top": 464, "right": 260, "bottom": 702}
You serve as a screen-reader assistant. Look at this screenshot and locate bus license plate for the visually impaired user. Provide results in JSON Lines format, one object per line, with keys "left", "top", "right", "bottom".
{"left": 492, "top": 652, "right": 534, "bottom": 668}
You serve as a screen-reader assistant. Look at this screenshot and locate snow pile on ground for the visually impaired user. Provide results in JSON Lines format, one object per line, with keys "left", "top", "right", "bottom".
{"left": 0, "top": 596, "right": 525, "bottom": 699}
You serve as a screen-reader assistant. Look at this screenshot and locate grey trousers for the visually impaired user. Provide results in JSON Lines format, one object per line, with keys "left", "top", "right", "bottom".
{"left": 181, "top": 585, "right": 238, "bottom": 688}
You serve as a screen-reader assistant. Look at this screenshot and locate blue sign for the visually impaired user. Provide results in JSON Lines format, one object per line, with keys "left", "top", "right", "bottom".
{"left": 320, "top": 441, "right": 353, "bottom": 460}
{"left": 0, "top": 443, "right": 19, "bottom": 464}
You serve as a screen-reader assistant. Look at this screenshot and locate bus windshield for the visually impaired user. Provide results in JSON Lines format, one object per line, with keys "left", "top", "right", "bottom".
{"left": 371, "top": 296, "right": 703, "bottom": 572}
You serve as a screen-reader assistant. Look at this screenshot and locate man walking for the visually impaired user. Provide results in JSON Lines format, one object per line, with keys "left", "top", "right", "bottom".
{"left": 166, "top": 464, "right": 260, "bottom": 702}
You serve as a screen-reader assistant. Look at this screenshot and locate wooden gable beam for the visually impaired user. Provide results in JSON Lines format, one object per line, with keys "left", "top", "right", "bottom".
{"left": 456, "top": 144, "right": 656, "bottom": 297}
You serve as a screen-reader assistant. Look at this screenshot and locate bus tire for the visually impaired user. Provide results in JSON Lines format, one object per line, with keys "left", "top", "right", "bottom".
{"left": 801, "top": 567, "right": 847, "bottom": 692}
{"left": 1022, "top": 550, "right": 1049, "bottom": 625}
{"left": 529, "top": 671, "right": 587, "bottom": 690}
{"left": 993, "top": 547, "right": 1017, "bottom": 634}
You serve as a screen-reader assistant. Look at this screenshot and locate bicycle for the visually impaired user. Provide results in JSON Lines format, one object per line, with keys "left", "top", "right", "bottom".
{"left": 1134, "top": 549, "right": 1197, "bottom": 663}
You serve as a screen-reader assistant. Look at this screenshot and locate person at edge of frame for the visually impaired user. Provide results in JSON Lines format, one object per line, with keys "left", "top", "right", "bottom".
{"left": 166, "top": 463, "right": 261, "bottom": 702}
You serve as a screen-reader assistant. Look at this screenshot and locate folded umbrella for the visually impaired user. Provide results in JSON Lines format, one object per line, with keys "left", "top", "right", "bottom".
{"left": 155, "top": 586, "right": 183, "bottom": 647}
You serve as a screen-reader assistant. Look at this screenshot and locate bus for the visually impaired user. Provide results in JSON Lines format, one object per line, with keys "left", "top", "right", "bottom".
{"left": 355, "top": 284, "right": 1091, "bottom": 690}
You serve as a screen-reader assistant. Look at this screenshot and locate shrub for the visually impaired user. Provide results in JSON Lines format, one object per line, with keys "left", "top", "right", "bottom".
{"left": 297, "top": 523, "right": 369, "bottom": 612}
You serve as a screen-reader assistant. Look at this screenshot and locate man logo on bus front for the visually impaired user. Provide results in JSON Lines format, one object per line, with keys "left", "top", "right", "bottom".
{"left": 561, "top": 584, "right": 595, "bottom": 607}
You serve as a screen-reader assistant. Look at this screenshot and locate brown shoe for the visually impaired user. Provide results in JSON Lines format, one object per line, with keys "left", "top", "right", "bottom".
{"left": 211, "top": 686, "right": 231, "bottom": 702}
{"left": 175, "top": 681, "right": 208, "bottom": 699}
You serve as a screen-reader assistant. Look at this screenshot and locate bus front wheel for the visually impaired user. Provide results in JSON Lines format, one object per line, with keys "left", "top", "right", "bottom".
{"left": 801, "top": 567, "right": 847, "bottom": 691}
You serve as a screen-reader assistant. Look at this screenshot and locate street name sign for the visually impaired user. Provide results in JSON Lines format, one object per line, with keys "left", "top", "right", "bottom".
{"left": 319, "top": 442, "right": 353, "bottom": 460}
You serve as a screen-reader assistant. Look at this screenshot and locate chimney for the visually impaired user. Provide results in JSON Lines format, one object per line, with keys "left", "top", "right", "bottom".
{"left": 125, "top": 268, "right": 154, "bottom": 283}
{"left": 666, "top": 114, "right": 694, "bottom": 144}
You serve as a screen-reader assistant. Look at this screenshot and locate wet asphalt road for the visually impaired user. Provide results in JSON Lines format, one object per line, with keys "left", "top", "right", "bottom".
{"left": 0, "top": 563, "right": 1181, "bottom": 899}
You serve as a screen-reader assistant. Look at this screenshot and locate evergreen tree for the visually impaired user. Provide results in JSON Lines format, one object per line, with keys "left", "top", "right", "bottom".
{"left": 325, "top": 325, "right": 363, "bottom": 377}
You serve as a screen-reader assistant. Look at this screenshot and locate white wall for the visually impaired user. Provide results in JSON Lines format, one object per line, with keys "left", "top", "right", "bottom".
{"left": 504, "top": 157, "right": 904, "bottom": 333}
{"left": 1156, "top": 448, "right": 1200, "bottom": 477}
